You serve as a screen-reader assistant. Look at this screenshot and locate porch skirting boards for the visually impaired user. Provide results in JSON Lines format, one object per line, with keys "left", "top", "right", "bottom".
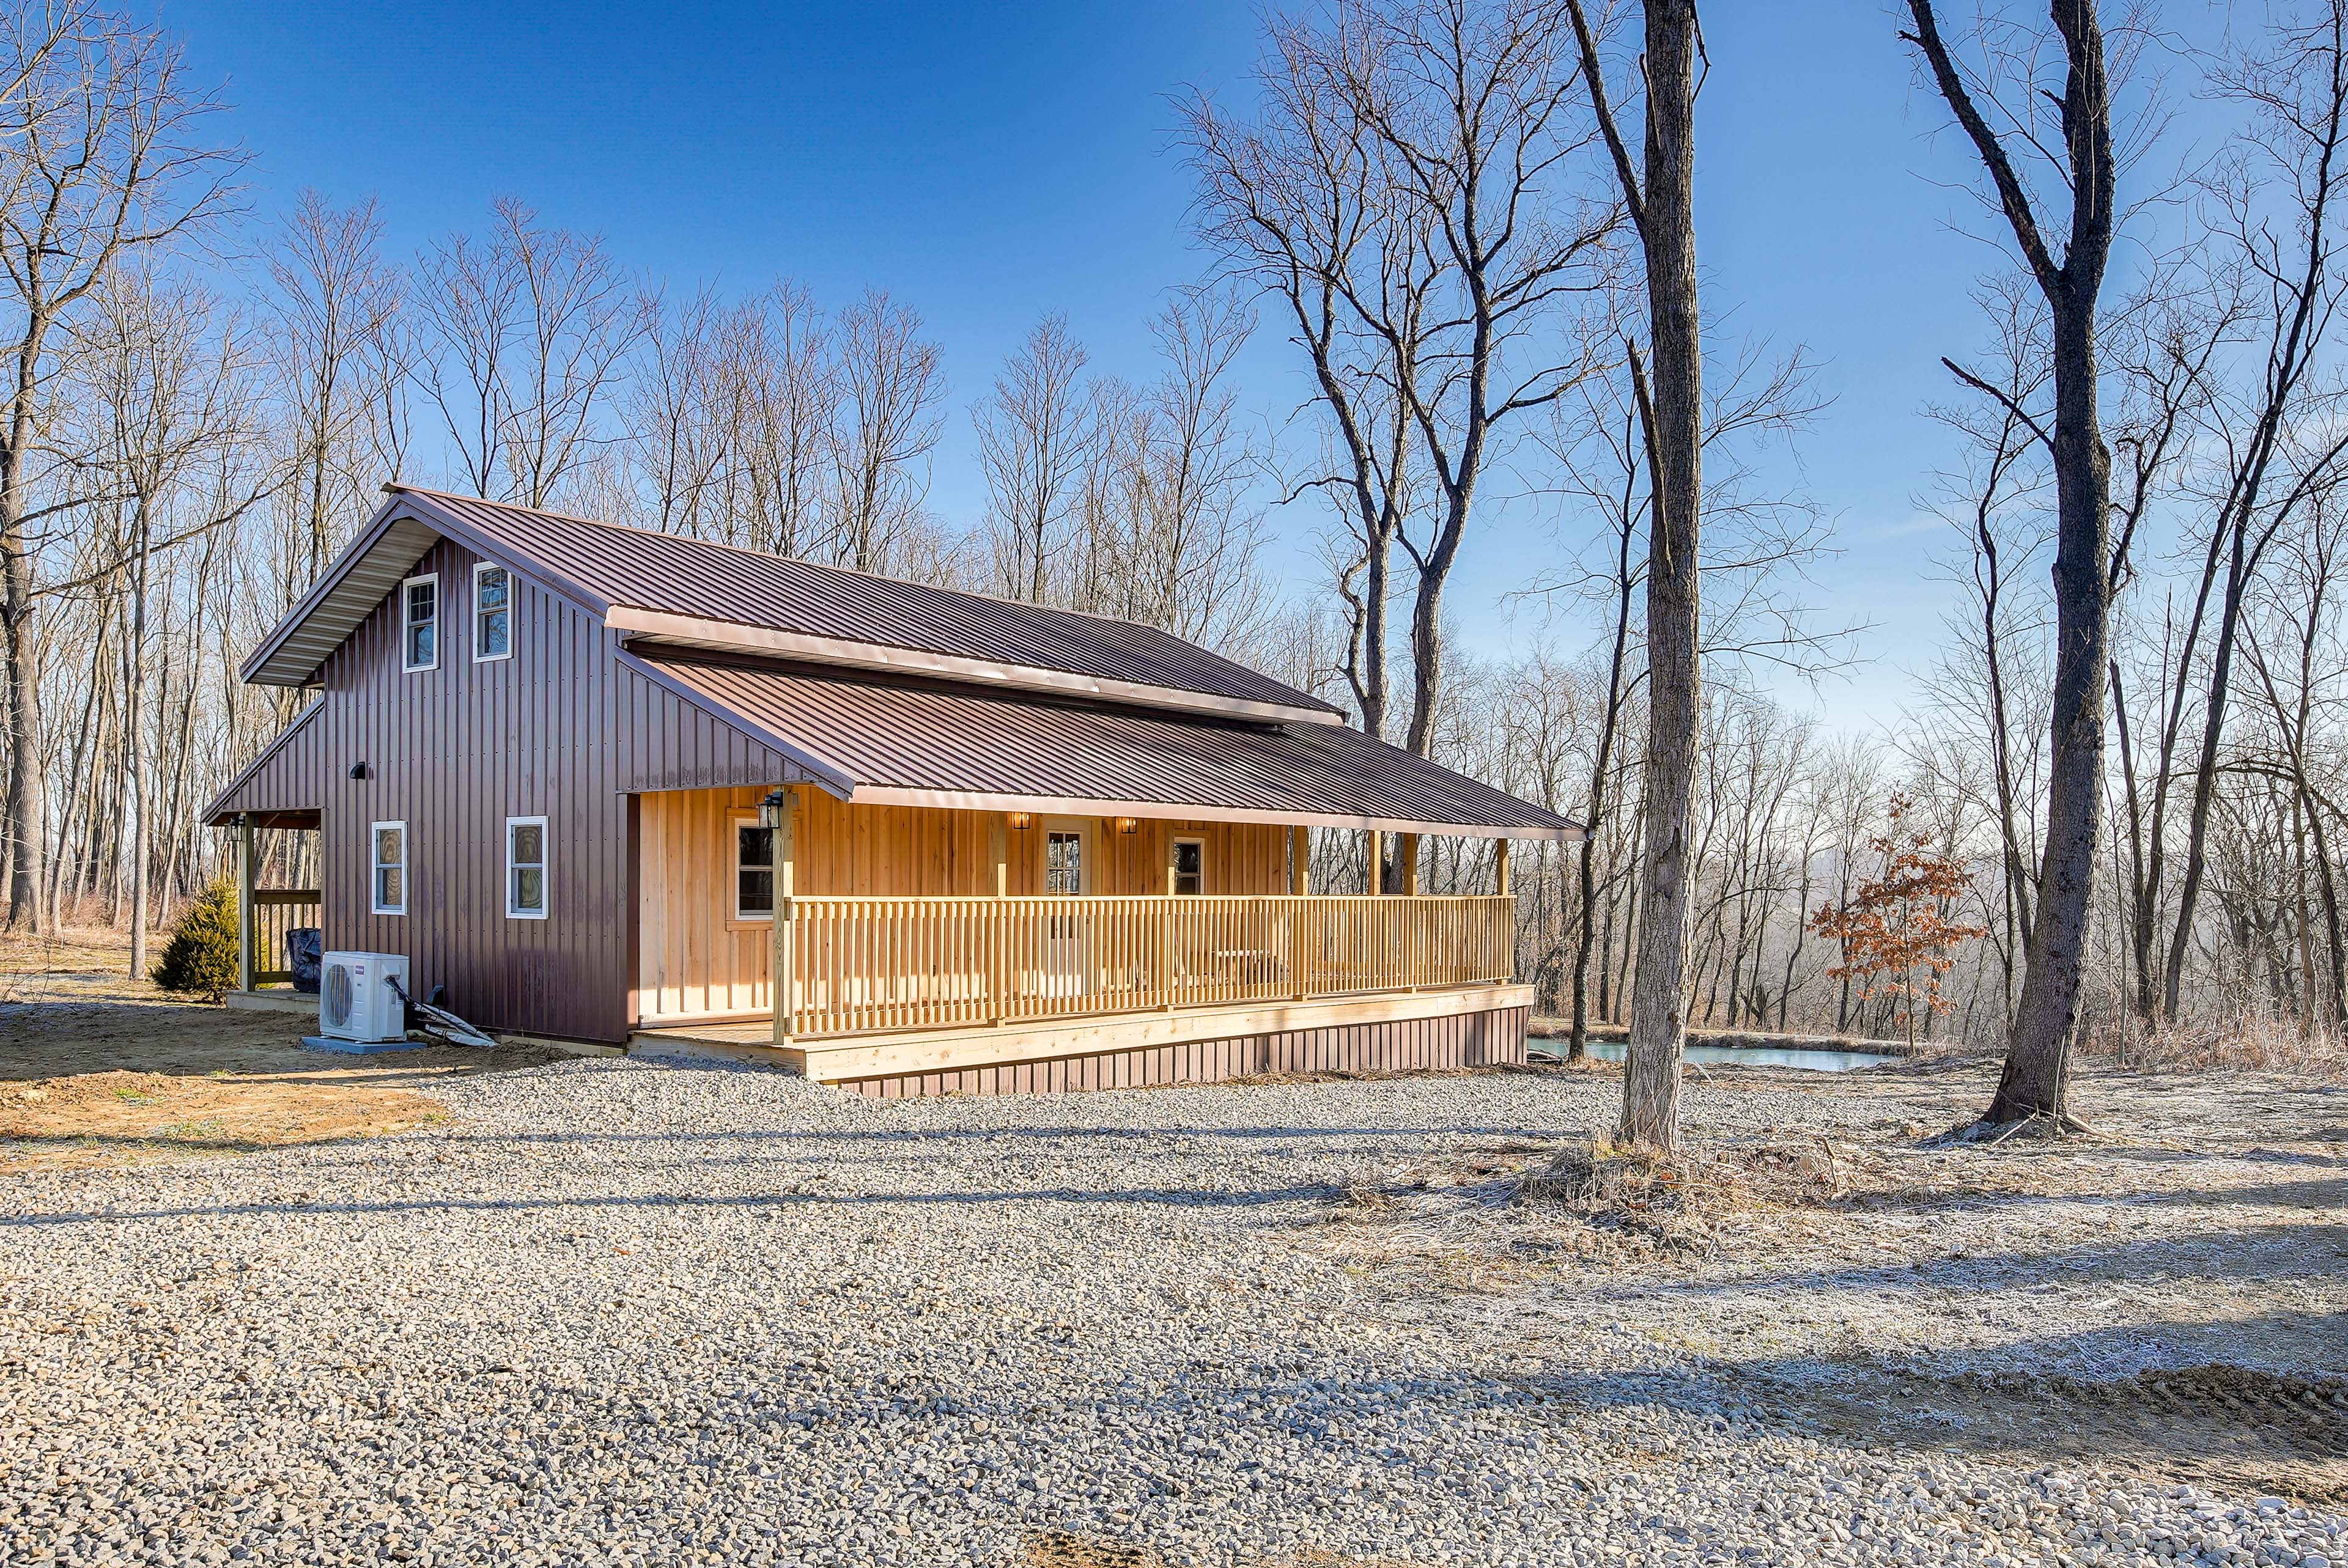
{"left": 224, "top": 987, "right": 319, "bottom": 1018}
{"left": 630, "top": 983, "right": 1532, "bottom": 1097}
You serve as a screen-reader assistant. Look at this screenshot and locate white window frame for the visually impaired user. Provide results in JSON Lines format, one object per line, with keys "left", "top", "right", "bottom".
{"left": 1041, "top": 817, "right": 1091, "bottom": 896}
{"left": 731, "top": 812, "right": 775, "bottom": 927}
{"left": 371, "top": 820, "right": 407, "bottom": 915}
{"left": 1171, "top": 836, "right": 1206, "bottom": 896}
{"left": 472, "top": 562, "right": 514, "bottom": 664}
{"left": 505, "top": 815, "right": 548, "bottom": 920}
{"left": 401, "top": 573, "right": 439, "bottom": 674}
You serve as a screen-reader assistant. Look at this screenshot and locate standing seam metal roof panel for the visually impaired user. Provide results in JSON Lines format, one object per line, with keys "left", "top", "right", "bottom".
{"left": 644, "top": 655, "right": 1582, "bottom": 838}
{"left": 396, "top": 488, "right": 1339, "bottom": 716}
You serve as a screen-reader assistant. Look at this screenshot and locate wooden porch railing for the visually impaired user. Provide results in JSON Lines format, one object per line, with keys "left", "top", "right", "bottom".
{"left": 246, "top": 889, "right": 322, "bottom": 987}
{"left": 783, "top": 894, "right": 1513, "bottom": 1039}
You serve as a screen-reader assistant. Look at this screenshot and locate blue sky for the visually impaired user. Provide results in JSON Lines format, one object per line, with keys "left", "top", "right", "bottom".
{"left": 171, "top": 0, "right": 2061, "bottom": 728}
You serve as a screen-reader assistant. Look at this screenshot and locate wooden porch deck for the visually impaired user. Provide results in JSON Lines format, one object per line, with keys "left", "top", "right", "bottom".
{"left": 632, "top": 980, "right": 1535, "bottom": 1091}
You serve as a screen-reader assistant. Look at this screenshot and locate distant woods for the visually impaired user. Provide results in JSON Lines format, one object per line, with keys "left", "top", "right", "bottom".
{"left": 7, "top": 0, "right": 2348, "bottom": 1101}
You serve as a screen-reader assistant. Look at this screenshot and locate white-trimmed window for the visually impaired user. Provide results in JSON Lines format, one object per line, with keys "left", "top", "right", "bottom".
{"left": 1171, "top": 837, "right": 1205, "bottom": 896}
{"left": 371, "top": 822, "right": 407, "bottom": 915}
{"left": 401, "top": 574, "right": 438, "bottom": 672}
{"left": 734, "top": 817, "right": 775, "bottom": 922}
{"left": 473, "top": 562, "right": 512, "bottom": 662}
{"left": 1044, "top": 830, "right": 1085, "bottom": 896}
{"left": 506, "top": 816, "right": 547, "bottom": 919}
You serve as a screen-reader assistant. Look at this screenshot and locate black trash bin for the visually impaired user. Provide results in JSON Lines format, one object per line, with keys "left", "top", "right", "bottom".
{"left": 286, "top": 928, "right": 323, "bottom": 994}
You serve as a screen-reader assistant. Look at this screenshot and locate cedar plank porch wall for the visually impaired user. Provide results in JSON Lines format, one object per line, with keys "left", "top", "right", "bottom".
{"left": 635, "top": 788, "right": 1290, "bottom": 1023}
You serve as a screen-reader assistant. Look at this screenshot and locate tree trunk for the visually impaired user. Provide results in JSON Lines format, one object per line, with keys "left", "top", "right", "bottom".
{"left": 1986, "top": 281, "right": 2110, "bottom": 1124}
{"left": 1620, "top": 0, "right": 1702, "bottom": 1152}
{"left": 1, "top": 380, "right": 42, "bottom": 932}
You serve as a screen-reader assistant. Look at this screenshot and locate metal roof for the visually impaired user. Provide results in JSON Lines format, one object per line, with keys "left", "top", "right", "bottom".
{"left": 641, "top": 653, "right": 1584, "bottom": 841}
{"left": 239, "top": 513, "right": 442, "bottom": 685}
{"left": 385, "top": 487, "right": 1342, "bottom": 718}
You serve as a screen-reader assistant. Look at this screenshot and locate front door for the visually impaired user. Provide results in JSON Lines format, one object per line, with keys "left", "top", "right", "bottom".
{"left": 1039, "top": 819, "right": 1091, "bottom": 997}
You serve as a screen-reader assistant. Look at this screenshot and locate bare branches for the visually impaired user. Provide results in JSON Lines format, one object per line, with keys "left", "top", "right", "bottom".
{"left": 415, "top": 198, "right": 643, "bottom": 512}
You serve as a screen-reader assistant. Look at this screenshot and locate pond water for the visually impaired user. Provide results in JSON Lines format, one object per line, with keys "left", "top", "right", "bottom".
{"left": 1562, "top": 1041, "right": 1900, "bottom": 1073}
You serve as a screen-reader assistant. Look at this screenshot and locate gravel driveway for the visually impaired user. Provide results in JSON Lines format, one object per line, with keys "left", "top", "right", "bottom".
{"left": 2, "top": 1057, "right": 2342, "bottom": 1567}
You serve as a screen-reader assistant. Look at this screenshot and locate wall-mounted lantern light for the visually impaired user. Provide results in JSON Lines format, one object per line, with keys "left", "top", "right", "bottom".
{"left": 1114, "top": 818, "right": 1139, "bottom": 836}
{"left": 1007, "top": 811, "right": 1035, "bottom": 831}
{"left": 758, "top": 789, "right": 793, "bottom": 830}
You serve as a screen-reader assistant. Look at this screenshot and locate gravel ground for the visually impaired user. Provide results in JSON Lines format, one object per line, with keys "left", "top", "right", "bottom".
{"left": 2, "top": 1056, "right": 2342, "bottom": 1567}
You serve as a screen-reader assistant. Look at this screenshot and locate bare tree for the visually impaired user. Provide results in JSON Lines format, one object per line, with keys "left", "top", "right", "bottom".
{"left": 829, "top": 287, "right": 945, "bottom": 575}
{"left": 1565, "top": 0, "right": 1704, "bottom": 1149}
{"left": 1191, "top": 0, "right": 1619, "bottom": 767}
{"left": 74, "top": 266, "right": 267, "bottom": 974}
{"left": 416, "top": 197, "right": 641, "bottom": 510}
{"left": 975, "top": 313, "right": 1092, "bottom": 603}
{"left": 729, "top": 280, "right": 837, "bottom": 558}
{"left": 2159, "top": 5, "right": 2348, "bottom": 1023}
{"left": 1903, "top": 0, "right": 2119, "bottom": 1128}
{"left": 1182, "top": 13, "right": 1431, "bottom": 739}
{"left": 0, "top": 5, "right": 242, "bottom": 930}
{"left": 263, "top": 191, "right": 401, "bottom": 586}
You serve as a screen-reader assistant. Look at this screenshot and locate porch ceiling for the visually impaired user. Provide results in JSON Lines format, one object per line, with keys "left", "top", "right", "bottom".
{"left": 638, "top": 653, "right": 1584, "bottom": 841}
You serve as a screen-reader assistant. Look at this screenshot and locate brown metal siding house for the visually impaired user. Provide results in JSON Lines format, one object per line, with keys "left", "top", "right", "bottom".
{"left": 207, "top": 486, "right": 1581, "bottom": 1092}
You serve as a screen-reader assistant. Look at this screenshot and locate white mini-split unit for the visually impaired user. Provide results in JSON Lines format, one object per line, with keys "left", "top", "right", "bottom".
{"left": 318, "top": 951, "right": 410, "bottom": 1045}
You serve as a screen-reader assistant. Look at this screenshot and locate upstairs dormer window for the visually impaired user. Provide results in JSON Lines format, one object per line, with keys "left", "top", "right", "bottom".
{"left": 401, "top": 574, "right": 438, "bottom": 672}
{"left": 473, "top": 562, "right": 512, "bottom": 662}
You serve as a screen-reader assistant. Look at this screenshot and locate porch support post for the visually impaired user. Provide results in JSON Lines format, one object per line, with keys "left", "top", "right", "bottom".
{"left": 989, "top": 812, "right": 1010, "bottom": 1025}
{"left": 235, "top": 814, "right": 255, "bottom": 995}
{"left": 1289, "top": 826, "right": 1312, "bottom": 1001}
{"left": 1366, "top": 828, "right": 1383, "bottom": 896}
{"left": 1496, "top": 838, "right": 1512, "bottom": 896}
{"left": 770, "top": 789, "right": 797, "bottom": 1051}
{"left": 1400, "top": 833, "right": 1420, "bottom": 896}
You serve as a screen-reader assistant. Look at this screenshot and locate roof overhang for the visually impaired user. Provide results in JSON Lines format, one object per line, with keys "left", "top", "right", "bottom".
{"left": 239, "top": 489, "right": 614, "bottom": 687}
{"left": 640, "top": 655, "right": 1585, "bottom": 842}
{"left": 607, "top": 606, "right": 1344, "bottom": 728}
{"left": 201, "top": 700, "right": 325, "bottom": 825}
{"left": 842, "top": 784, "right": 1576, "bottom": 840}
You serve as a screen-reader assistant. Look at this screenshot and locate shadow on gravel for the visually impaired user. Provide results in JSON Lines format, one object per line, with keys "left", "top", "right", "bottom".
{"left": 1587, "top": 1221, "right": 2348, "bottom": 1303}
{"left": 1829, "top": 1174, "right": 2348, "bottom": 1216}
{"left": 1723, "top": 1310, "right": 2348, "bottom": 1504}
{"left": 0, "top": 1178, "right": 1356, "bottom": 1229}
{"left": 452, "top": 1122, "right": 1571, "bottom": 1147}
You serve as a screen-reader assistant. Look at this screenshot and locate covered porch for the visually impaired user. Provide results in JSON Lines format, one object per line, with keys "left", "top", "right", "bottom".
{"left": 631, "top": 782, "right": 1538, "bottom": 1091}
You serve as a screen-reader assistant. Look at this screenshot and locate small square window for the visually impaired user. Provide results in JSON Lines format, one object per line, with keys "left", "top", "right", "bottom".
{"left": 402, "top": 575, "right": 438, "bottom": 672}
{"left": 371, "top": 822, "right": 407, "bottom": 915}
{"left": 736, "top": 823, "right": 775, "bottom": 919}
{"left": 474, "top": 564, "right": 512, "bottom": 662}
{"left": 507, "top": 817, "right": 548, "bottom": 919}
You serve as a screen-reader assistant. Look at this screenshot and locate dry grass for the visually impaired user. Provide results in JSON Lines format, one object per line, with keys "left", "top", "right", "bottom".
{"left": 0, "top": 1068, "right": 451, "bottom": 1171}
{"left": 0, "top": 923, "right": 149, "bottom": 1006}
{"left": 1311, "top": 1130, "right": 1880, "bottom": 1289}
{"left": 1513, "top": 1136, "right": 1846, "bottom": 1251}
{"left": 0, "top": 927, "right": 567, "bottom": 1172}
{"left": 2076, "top": 1007, "right": 2348, "bottom": 1080}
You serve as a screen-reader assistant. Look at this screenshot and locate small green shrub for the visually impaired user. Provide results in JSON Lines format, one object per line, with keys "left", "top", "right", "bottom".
{"left": 150, "top": 880, "right": 241, "bottom": 1000}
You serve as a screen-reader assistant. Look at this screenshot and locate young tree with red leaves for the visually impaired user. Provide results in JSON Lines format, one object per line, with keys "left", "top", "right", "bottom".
{"left": 1808, "top": 795, "right": 1990, "bottom": 1051}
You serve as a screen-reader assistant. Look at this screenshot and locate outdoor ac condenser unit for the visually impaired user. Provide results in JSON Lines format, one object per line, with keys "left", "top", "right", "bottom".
{"left": 319, "top": 951, "right": 410, "bottom": 1045}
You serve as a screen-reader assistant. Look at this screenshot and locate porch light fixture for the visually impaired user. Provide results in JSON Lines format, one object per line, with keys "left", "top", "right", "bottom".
{"left": 348, "top": 762, "right": 371, "bottom": 780}
{"left": 758, "top": 789, "right": 792, "bottom": 830}
{"left": 1007, "top": 811, "right": 1035, "bottom": 830}
{"left": 1115, "top": 818, "right": 1139, "bottom": 835}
